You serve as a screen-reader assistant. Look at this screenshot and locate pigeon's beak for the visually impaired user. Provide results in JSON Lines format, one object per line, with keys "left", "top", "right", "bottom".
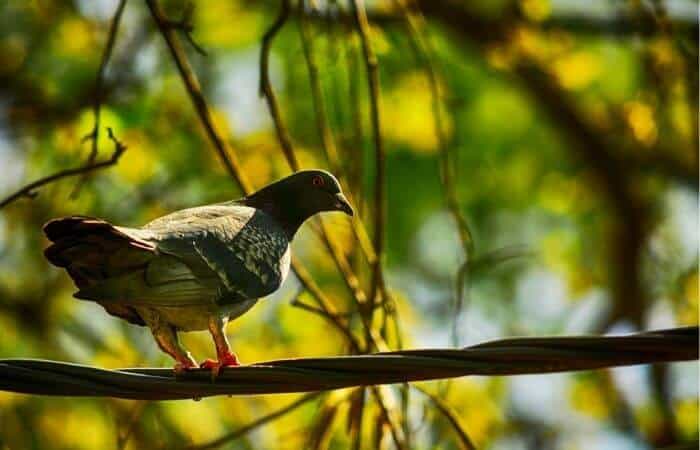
{"left": 333, "top": 192, "right": 354, "bottom": 216}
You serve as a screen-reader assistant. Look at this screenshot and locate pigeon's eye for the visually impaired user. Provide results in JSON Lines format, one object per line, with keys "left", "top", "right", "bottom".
{"left": 312, "top": 175, "right": 325, "bottom": 187}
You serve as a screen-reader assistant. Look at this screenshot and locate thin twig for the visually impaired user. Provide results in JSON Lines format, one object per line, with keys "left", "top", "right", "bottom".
{"left": 297, "top": 1, "right": 378, "bottom": 267}
{"left": 0, "top": 128, "right": 127, "bottom": 210}
{"left": 259, "top": 0, "right": 300, "bottom": 170}
{"left": 348, "top": 388, "right": 366, "bottom": 450}
{"left": 184, "top": 392, "right": 322, "bottom": 450}
{"left": 116, "top": 401, "right": 148, "bottom": 450}
{"left": 291, "top": 258, "right": 363, "bottom": 353}
{"left": 350, "top": 0, "right": 386, "bottom": 308}
{"left": 413, "top": 385, "right": 477, "bottom": 450}
{"left": 371, "top": 386, "right": 407, "bottom": 450}
{"left": 315, "top": 221, "right": 369, "bottom": 304}
{"left": 297, "top": 2, "right": 341, "bottom": 170}
{"left": 145, "top": 0, "right": 252, "bottom": 193}
{"left": 291, "top": 297, "right": 355, "bottom": 319}
{"left": 161, "top": 2, "right": 208, "bottom": 56}
{"left": 345, "top": 33, "right": 366, "bottom": 216}
{"left": 306, "top": 397, "right": 340, "bottom": 450}
{"left": 260, "top": 0, "right": 385, "bottom": 347}
{"left": 71, "top": 0, "right": 128, "bottom": 198}
{"left": 394, "top": 0, "right": 475, "bottom": 346}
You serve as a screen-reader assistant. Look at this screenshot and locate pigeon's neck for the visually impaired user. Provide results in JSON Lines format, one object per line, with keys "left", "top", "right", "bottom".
{"left": 242, "top": 192, "right": 308, "bottom": 240}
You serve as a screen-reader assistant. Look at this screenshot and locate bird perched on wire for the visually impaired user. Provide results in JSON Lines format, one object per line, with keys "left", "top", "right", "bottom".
{"left": 43, "top": 170, "right": 353, "bottom": 374}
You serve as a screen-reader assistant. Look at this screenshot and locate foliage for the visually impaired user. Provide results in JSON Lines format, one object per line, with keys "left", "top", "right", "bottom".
{"left": 0, "top": 0, "right": 697, "bottom": 449}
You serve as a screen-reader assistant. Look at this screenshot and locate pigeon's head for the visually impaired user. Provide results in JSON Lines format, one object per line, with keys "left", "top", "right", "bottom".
{"left": 244, "top": 169, "right": 354, "bottom": 237}
{"left": 289, "top": 170, "right": 354, "bottom": 217}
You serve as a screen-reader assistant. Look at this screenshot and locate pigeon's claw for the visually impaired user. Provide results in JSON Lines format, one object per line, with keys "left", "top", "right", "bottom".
{"left": 199, "top": 358, "right": 221, "bottom": 373}
{"left": 219, "top": 351, "right": 240, "bottom": 367}
{"left": 174, "top": 359, "right": 197, "bottom": 374}
{"left": 200, "top": 352, "right": 239, "bottom": 379}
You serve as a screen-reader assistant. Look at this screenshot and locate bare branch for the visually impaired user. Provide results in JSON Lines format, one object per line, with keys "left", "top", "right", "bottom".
{"left": 259, "top": 0, "right": 300, "bottom": 170}
{"left": 291, "top": 258, "right": 363, "bottom": 353}
{"left": 291, "top": 297, "right": 355, "bottom": 319}
{"left": 0, "top": 128, "right": 127, "bottom": 210}
{"left": 413, "top": 385, "right": 477, "bottom": 450}
{"left": 161, "top": 2, "right": 208, "bottom": 56}
{"left": 371, "top": 386, "right": 408, "bottom": 450}
{"left": 71, "top": 0, "right": 128, "bottom": 198}
{"left": 392, "top": 0, "right": 476, "bottom": 346}
{"left": 297, "top": 2, "right": 341, "bottom": 171}
{"left": 350, "top": 0, "right": 386, "bottom": 308}
{"left": 348, "top": 388, "right": 366, "bottom": 450}
{"left": 297, "top": 1, "right": 378, "bottom": 269}
{"left": 259, "top": 2, "right": 387, "bottom": 351}
{"left": 145, "top": 0, "right": 252, "bottom": 193}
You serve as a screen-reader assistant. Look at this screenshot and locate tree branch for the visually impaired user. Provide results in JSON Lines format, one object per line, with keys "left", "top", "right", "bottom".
{"left": 259, "top": 0, "right": 300, "bottom": 170}
{"left": 350, "top": 0, "right": 387, "bottom": 308}
{"left": 259, "top": 1, "right": 388, "bottom": 352}
{"left": 393, "top": 0, "right": 476, "bottom": 346}
{"left": 71, "top": 0, "right": 128, "bottom": 198}
{"left": 0, "top": 128, "right": 127, "bottom": 210}
{"left": 413, "top": 385, "right": 477, "bottom": 450}
{"left": 145, "top": 0, "right": 252, "bottom": 193}
{"left": 161, "top": 2, "right": 208, "bottom": 56}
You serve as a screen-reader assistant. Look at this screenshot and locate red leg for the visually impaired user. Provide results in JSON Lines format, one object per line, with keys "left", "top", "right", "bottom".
{"left": 218, "top": 349, "right": 240, "bottom": 367}
{"left": 200, "top": 316, "right": 240, "bottom": 378}
{"left": 151, "top": 324, "right": 197, "bottom": 374}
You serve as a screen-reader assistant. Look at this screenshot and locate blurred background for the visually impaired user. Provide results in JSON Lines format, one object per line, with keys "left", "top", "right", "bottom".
{"left": 0, "top": 0, "right": 697, "bottom": 449}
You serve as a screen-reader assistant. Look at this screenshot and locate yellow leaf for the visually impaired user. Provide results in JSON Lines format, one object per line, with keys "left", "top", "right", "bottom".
{"left": 676, "top": 399, "right": 699, "bottom": 440}
{"left": 382, "top": 72, "right": 451, "bottom": 153}
{"left": 553, "top": 51, "right": 601, "bottom": 89}
{"left": 114, "top": 130, "right": 158, "bottom": 183}
{"left": 677, "top": 272, "right": 699, "bottom": 326}
{"left": 624, "top": 101, "right": 658, "bottom": 146}
{"left": 55, "top": 18, "right": 94, "bottom": 56}
{"left": 195, "top": 3, "right": 263, "bottom": 48}
{"left": 569, "top": 377, "right": 610, "bottom": 419}
{"left": 521, "top": 0, "right": 551, "bottom": 22}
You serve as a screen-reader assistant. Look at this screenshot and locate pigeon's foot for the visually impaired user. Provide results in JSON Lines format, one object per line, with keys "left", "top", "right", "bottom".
{"left": 219, "top": 351, "right": 240, "bottom": 367}
{"left": 200, "top": 352, "right": 240, "bottom": 379}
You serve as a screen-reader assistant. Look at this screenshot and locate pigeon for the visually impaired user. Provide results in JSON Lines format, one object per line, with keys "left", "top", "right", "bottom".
{"left": 43, "top": 170, "right": 353, "bottom": 374}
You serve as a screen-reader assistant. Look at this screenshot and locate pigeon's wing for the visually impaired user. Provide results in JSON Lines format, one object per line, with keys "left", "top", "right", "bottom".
{"left": 43, "top": 216, "right": 219, "bottom": 324}
{"left": 152, "top": 207, "right": 291, "bottom": 303}
{"left": 74, "top": 205, "right": 253, "bottom": 307}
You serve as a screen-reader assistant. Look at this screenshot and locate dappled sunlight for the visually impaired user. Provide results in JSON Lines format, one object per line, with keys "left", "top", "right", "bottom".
{"left": 0, "top": 0, "right": 696, "bottom": 449}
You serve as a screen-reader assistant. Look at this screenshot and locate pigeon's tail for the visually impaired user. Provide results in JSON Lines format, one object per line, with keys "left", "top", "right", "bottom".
{"left": 44, "top": 216, "right": 156, "bottom": 287}
{"left": 43, "top": 216, "right": 156, "bottom": 326}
